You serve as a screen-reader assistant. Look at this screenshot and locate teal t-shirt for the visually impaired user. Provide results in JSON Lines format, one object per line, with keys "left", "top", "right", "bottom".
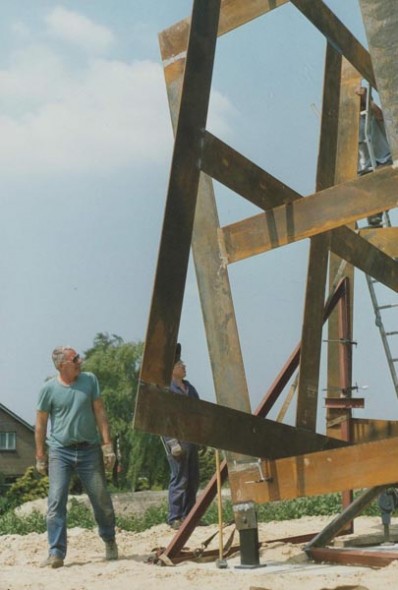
{"left": 37, "top": 372, "right": 101, "bottom": 448}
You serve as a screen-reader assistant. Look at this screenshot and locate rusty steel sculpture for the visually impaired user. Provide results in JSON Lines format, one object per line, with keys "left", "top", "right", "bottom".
{"left": 134, "top": 0, "right": 398, "bottom": 568}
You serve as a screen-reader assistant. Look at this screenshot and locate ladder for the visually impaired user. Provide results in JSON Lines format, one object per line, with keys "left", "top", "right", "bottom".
{"left": 363, "top": 84, "right": 398, "bottom": 398}
{"left": 365, "top": 270, "right": 398, "bottom": 398}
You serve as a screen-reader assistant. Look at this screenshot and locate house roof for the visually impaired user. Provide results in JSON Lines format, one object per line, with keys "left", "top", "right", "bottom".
{"left": 0, "top": 403, "right": 34, "bottom": 432}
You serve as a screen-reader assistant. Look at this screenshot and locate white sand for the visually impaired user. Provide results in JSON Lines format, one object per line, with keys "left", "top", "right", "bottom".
{"left": 1, "top": 515, "right": 398, "bottom": 590}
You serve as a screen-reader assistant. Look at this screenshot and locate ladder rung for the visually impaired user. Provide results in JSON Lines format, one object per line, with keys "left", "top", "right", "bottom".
{"left": 392, "top": 359, "right": 398, "bottom": 363}
{"left": 386, "top": 331, "right": 398, "bottom": 336}
{"left": 376, "top": 304, "right": 398, "bottom": 310}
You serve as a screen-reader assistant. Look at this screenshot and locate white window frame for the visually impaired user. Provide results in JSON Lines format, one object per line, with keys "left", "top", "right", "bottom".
{"left": 0, "top": 431, "right": 16, "bottom": 450}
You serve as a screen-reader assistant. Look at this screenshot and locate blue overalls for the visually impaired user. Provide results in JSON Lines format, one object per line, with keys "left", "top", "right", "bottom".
{"left": 164, "top": 380, "right": 200, "bottom": 525}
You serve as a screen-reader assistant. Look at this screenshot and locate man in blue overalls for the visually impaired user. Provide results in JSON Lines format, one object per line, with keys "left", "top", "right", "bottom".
{"left": 163, "top": 344, "right": 200, "bottom": 530}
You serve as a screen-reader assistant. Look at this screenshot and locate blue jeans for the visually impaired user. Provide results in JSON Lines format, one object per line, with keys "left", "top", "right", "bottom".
{"left": 47, "top": 445, "right": 115, "bottom": 558}
{"left": 167, "top": 441, "right": 199, "bottom": 524}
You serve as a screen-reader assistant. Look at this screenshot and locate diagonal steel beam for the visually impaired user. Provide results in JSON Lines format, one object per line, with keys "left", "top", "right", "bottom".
{"left": 159, "top": 0, "right": 288, "bottom": 63}
{"left": 137, "top": 0, "right": 221, "bottom": 387}
{"left": 201, "top": 135, "right": 398, "bottom": 289}
{"left": 160, "top": 278, "right": 348, "bottom": 560}
{"left": 296, "top": 43, "right": 342, "bottom": 431}
{"left": 290, "top": 0, "right": 376, "bottom": 87}
{"left": 134, "top": 382, "right": 347, "bottom": 459}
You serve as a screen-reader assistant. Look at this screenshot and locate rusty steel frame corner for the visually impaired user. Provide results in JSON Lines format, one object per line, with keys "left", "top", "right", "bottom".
{"left": 133, "top": 0, "right": 398, "bottom": 567}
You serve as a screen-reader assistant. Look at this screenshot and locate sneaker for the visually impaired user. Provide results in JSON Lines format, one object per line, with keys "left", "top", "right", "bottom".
{"left": 40, "top": 555, "right": 64, "bottom": 569}
{"left": 105, "top": 539, "right": 118, "bottom": 561}
{"left": 169, "top": 519, "right": 183, "bottom": 530}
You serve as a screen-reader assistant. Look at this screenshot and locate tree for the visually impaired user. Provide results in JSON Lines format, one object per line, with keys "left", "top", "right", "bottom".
{"left": 83, "top": 333, "right": 169, "bottom": 490}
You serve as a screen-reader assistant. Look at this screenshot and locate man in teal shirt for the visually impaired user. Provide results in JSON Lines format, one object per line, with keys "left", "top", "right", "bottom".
{"left": 35, "top": 346, "right": 118, "bottom": 568}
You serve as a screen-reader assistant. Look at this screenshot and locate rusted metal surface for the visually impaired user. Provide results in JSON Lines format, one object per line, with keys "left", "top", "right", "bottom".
{"left": 158, "top": 0, "right": 288, "bottom": 66}
{"left": 337, "top": 278, "right": 354, "bottom": 515}
{"left": 296, "top": 44, "right": 341, "bottom": 432}
{"left": 316, "top": 44, "right": 342, "bottom": 191}
{"left": 327, "top": 59, "right": 360, "bottom": 439}
{"left": 296, "top": 234, "right": 329, "bottom": 431}
{"left": 329, "top": 225, "right": 398, "bottom": 291}
{"left": 201, "top": 131, "right": 300, "bottom": 209}
{"left": 358, "top": 227, "right": 398, "bottom": 258}
{"left": 134, "top": 382, "right": 346, "bottom": 460}
{"left": 308, "top": 545, "right": 398, "bottom": 568}
{"left": 359, "top": 0, "right": 398, "bottom": 161}
{"left": 305, "top": 485, "right": 386, "bottom": 551}
{"left": 136, "top": 0, "right": 221, "bottom": 389}
{"left": 221, "top": 165, "right": 398, "bottom": 262}
{"left": 157, "top": 0, "right": 261, "bottom": 565}
{"left": 290, "top": 0, "right": 375, "bottom": 88}
{"left": 228, "top": 439, "right": 398, "bottom": 503}
{"left": 325, "top": 398, "right": 364, "bottom": 409}
{"left": 252, "top": 277, "right": 347, "bottom": 421}
{"left": 161, "top": 279, "right": 356, "bottom": 559}
{"left": 137, "top": 0, "right": 398, "bottom": 570}
{"left": 351, "top": 418, "right": 398, "bottom": 443}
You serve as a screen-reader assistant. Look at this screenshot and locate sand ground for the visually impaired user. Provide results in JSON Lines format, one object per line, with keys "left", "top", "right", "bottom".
{"left": 1, "top": 509, "right": 398, "bottom": 590}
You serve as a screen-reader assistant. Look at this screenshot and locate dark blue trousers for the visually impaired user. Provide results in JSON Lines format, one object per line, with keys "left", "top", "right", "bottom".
{"left": 167, "top": 441, "right": 199, "bottom": 524}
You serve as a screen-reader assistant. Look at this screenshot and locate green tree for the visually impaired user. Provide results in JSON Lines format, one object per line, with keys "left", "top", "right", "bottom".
{"left": 82, "top": 333, "right": 168, "bottom": 490}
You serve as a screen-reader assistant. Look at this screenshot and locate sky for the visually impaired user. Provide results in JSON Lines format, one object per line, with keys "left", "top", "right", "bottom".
{"left": 1, "top": 1, "right": 398, "bottom": 430}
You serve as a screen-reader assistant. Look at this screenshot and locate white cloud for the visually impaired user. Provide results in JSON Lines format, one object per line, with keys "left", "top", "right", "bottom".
{"left": 0, "top": 57, "right": 173, "bottom": 175}
{"left": 0, "top": 15, "right": 236, "bottom": 178}
{"left": 45, "top": 7, "right": 114, "bottom": 53}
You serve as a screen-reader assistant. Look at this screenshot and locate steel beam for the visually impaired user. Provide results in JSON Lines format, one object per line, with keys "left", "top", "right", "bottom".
{"left": 306, "top": 485, "right": 387, "bottom": 549}
{"left": 134, "top": 382, "right": 346, "bottom": 460}
{"left": 158, "top": 0, "right": 288, "bottom": 66}
{"left": 290, "top": 0, "right": 375, "bottom": 87}
{"left": 137, "top": 0, "right": 221, "bottom": 387}
{"left": 296, "top": 43, "right": 341, "bottom": 431}
{"left": 308, "top": 545, "right": 398, "bottom": 568}
{"left": 228, "top": 439, "right": 398, "bottom": 503}
{"left": 327, "top": 59, "right": 360, "bottom": 438}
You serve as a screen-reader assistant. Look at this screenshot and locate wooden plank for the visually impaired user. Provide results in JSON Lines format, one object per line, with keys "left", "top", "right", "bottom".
{"left": 133, "top": 382, "right": 346, "bottom": 460}
{"left": 290, "top": 0, "right": 376, "bottom": 88}
{"left": 159, "top": 0, "right": 288, "bottom": 64}
{"left": 228, "top": 436, "right": 398, "bottom": 503}
{"left": 296, "top": 44, "right": 341, "bottom": 430}
{"left": 358, "top": 227, "right": 398, "bottom": 259}
{"left": 137, "top": 0, "right": 221, "bottom": 386}
{"left": 359, "top": 1, "right": 398, "bottom": 161}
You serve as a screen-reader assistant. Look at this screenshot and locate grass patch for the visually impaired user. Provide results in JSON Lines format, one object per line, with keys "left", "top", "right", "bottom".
{"left": 0, "top": 492, "right": 382, "bottom": 536}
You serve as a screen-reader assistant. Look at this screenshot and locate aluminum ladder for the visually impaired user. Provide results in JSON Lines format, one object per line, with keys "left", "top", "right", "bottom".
{"left": 363, "top": 84, "right": 398, "bottom": 398}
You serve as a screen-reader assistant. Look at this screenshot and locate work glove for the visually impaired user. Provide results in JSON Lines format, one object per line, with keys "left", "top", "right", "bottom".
{"left": 101, "top": 443, "right": 116, "bottom": 471}
{"left": 36, "top": 457, "right": 48, "bottom": 476}
{"left": 169, "top": 438, "right": 184, "bottom": 460}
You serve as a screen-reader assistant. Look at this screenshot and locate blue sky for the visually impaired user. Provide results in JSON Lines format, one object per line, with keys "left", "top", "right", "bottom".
{"left": 1, "top": 1, "right": 397, "bottom": 428}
